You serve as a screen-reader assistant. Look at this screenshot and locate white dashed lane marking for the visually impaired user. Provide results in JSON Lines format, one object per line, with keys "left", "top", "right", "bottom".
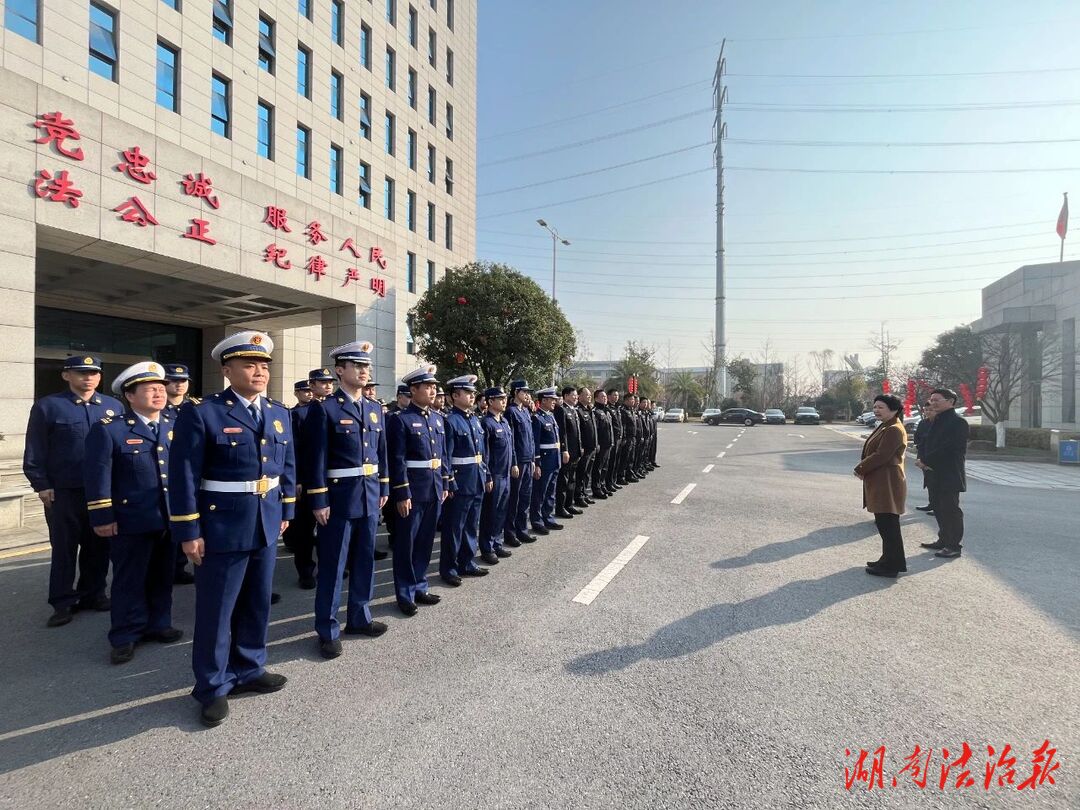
{"left": 725, "top": 443, "right": 734, "bottom": 449}
{"left": 703, "top": 464, "right": 714, "bottom": 473}
{"left": 671, "top": 483, "right": 697, "bottom": 505}
{"left": 572, "top": 535, "right": 651, "bottom": 606}
{"left": 717, "top": 451, "right": 726, "bottom": 458}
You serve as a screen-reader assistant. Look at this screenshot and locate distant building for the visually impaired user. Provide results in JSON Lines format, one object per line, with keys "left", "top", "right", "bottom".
{"left": 822, "top": 369, "right": 854, "bottom": 390}
{"left": 563, "top": 359, "right": 619, "bottom": 386}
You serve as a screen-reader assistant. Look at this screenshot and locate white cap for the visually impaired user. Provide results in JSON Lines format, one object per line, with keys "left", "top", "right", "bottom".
{"left": 210, "top": 331, "right": 274, "bottom": 362}
{"left": 111, "top": 361, "right": 166, "bottom": 395}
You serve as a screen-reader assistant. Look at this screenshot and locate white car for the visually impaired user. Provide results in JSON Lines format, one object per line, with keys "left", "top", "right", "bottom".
{"left": 700, "top": 408, "right": 722, "bottom": 423}
{"left": 663, "top": 408, "right": 686, "bottom": 423}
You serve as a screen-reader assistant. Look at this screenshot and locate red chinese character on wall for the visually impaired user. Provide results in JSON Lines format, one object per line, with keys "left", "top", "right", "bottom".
{"left": 264, "top": 206, "right": 291, "bottom": 232}
{"left": 33, "top": 169, "right": 83, "bottom": 207}
{"left": 369, "top": 246, "right": 388, "bottom": 270}
{"left": 182, "top": 219, "right": 216, "bottom": 245}
{"left": 34, "top": 112, "right": 85, "bottom": 161}
{"left": 263, "top": 244, "right": 292, "bottom": 269}
{"left": 114, "top": 197, "right": 159, "bottom": 227}
{"left": 370, "top": 277, "right": 387, "bottom": 298}
{"left": 116, "top": 147, "right": 156, "bottom": 184}
{"left": 305, "top": 221, "right": 328, "bottom": 246}
{"left": 340, "top": 238, "right": 362, "bottom": 257}
{"left": 306, "top": 255, "right": 327, "bottom": 281}
{"left": 342, "top": 267, "right": 361, "bottom": 287}
{"left": 181, "top": 172, "right": 221, "bottom": 209}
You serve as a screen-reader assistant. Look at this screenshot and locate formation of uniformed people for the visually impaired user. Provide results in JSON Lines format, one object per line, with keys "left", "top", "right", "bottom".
{"left": 23, "top": 331, "right": 659, "bottom": 728}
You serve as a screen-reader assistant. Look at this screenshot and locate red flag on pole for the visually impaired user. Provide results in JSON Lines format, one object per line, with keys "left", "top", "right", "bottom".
{"left": 1057, "top": 192, "right": 1069, "bottom": 240}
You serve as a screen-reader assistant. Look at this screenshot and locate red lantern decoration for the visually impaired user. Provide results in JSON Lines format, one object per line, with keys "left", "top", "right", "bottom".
{"left": 958, "top": 383, "right": 975, "bottom": 415}
{"left": 454, "top": 351, "right": 465, "bottom": 364}
{"left": 424, "top": 312, "right": 433, "bottom": 321}
{"left": 881, "top": 379, "right": 891, "bottom": 395}
{"left": 456, "top": 296, "right": 468, "bottom": 305}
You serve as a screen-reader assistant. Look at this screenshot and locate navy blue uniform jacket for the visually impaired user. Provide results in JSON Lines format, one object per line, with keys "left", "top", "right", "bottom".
{"left": 387, "top": 403, "right": 453, "bottom": 503}
{"left": 446, "top": 407, "right": 490, "bottom": 496}
{"left": 532, "top": 410, "right": 561, "bottom": 473}
{"left": 482, "top": 413, "right": 515, "bottom": 478}
{"left": 24, "top": 390, "right": 125, "bottom": 491}
{"left": 84, "top": 412, "right": 172, "bottom": 533}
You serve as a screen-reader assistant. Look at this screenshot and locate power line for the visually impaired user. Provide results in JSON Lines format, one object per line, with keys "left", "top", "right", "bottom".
{"left": 727, "top": 164, "right": 1080, "bottom": 175}
{"left": 726, "top": 66, "right": 1080, "bottom": 80}
{"left": 724, "top": 18, "right": 1079, "bottom": 42}
{"left": 727, "top": 136, "right": 1080, "bottom": 148}
{"left": 527, "top": 273, "right": 1002, "bottom": 293}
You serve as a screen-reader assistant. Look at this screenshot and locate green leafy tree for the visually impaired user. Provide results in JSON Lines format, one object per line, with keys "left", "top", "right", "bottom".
{"left": 603, "top": 341, "right": 661, "bottom": 399}
{"left": 410, "top": 262, "right": 575, "bottom": 386}
{"left": 920, "top": 325, "right": 984, "bottom": 389}
{"left": 667, "top": 370, "right": 705, "bottom": 411}
{"left": 727, "top": 357, "right": 758, "bottom": 402}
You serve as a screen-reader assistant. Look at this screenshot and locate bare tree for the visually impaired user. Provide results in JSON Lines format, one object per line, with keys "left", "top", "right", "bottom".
{"left": 979, "top": 328, "right": 1062, "bottom": 448}
{"left": 808, "top": 349, "right": 836, "bottom": 396}
{"left": 699, "top": 330, "right": 725, "bottom": 409}
{"left": 867, "top": 325, "right": 902, "bottom": 383}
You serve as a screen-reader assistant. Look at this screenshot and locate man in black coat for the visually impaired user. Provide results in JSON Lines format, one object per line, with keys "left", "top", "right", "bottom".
{"left": 574, "top": 388, "right": 597, "bottom": 507}
{"left": 591, "top": 390, "right": 615, "bottom": 498}
{"left": 912, "top": 402, "right": 935, "bottom": 512}
{"left": 917, "top": 388, "right": 969, "bottom": 558}
{"left": 606, "top": 389, "right": 623, "bottom": 493}
{"left": 619, "top": 394, "right": 640, "bottom": 484}
{"left": 554, "top": 387, "right": 582, "bottom": 518}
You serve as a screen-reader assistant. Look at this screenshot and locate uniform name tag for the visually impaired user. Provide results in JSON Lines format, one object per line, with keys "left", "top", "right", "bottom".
{"left": 339, "top": 419, "right": 354, "bottom": 425}
{"left": 222, "top": 427, "right": 243, "bottom": 434}
{"left": 411, "top": 422, "right": 423, "bottom": 428}
{"left": 125, "top": 439, "right": 143, "bottom": 445}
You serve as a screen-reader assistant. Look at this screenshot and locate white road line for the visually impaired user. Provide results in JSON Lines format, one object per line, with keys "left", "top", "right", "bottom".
{"left": 572, "top": 535, "right": 651, "bottom": 606}
{"left": 703, "top": 464, "right": 714, "bottom": 473}
{"left": 671, "top": 483, "right": 696, "bottom": 504}
{"left": 725, "top": 443, "right": 734, "bottom": 449}
{"left": 787, "top": 433, "right": 805, "bottom": 438}
{"left": 717, "top": 451, "right": 726, "bottom": 458}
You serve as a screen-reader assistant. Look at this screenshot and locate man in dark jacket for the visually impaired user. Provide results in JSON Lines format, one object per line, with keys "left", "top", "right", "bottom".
{"left": 917, "top": 388, "right": 969, "bottom": 558}
{"left": 554, "top": 387, "right": 582, "bottom": 518}
{"left": 591, "top": 390, "right": 615, "bottom": 498}
{"left": 574, "top": 387, "right": 597, "bottom": 507}
{"left": 606, "top": 389, "right": 623, "bottom": 493}
{"left": 619, "top": 394, "right": 640, "bottom": 484}
{"left": 912, "top": 402, "right": 935, "bottom": 513}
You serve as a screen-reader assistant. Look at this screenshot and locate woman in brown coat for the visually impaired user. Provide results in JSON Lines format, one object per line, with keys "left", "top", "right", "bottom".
{"left": 854, "top": 394, "right": 908, "bottom": 578}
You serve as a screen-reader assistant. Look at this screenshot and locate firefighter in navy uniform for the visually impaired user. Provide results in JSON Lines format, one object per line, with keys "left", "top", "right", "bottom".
{"left": 439, "top": 375, "right": 490, "bottom": 585}
{"left": 479, "top": 387, "right": 516, "bottom": 564}
{"left": 168, "top": 330, "right": 296, "bottom": 728}
{"left": 301, "top": 341, "right": 390, "bottom": 660}
{"left": 503, "top": 380, "right": 536, "bottom": 546}
{"left": 283, "top": 370, "right": 332, "bottom": 588}
{"left": 24, "top": 355, "right": 124, "bottom": 628}
{"left": 163, "top": 364, "right": 199, "bottom": 585}
{"left": 84, "top": 362, "right": 181, "bottom": 665}
{"left": 293, "top": 379, "right": 314, "bottom": 406}
{"left": 530, "top": 388, "right": 564, "bottom": 534}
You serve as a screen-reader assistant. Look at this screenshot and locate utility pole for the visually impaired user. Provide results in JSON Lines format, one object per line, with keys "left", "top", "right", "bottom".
{"left": 712, "top": 42, "right": 728, "bottom": 405}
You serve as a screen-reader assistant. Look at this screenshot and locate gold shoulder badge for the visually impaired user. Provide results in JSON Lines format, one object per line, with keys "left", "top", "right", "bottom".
{"left": 105, "top": 409, "right": 115, "bottom": 416}
{"left": 168, "top": 430, "right": 174, "bottom": 441}
{"left": 273, "top": 419, "right": 284, "bottom": 434}
{"left": 369, "top": 411, "right": 379, "bottom": 424}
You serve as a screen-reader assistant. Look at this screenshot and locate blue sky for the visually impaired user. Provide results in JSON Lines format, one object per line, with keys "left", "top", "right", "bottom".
{"left": 475, "top": 0, "right": 1080, "bottom": 378}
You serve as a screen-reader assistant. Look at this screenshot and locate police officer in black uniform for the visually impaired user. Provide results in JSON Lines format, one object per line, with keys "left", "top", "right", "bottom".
{"left": 606, "top": 388, "right": 624, "bottom": 494}
{"left": 575, "top": 388, "right": 597, "bottom": 507}
{"left": 554, "top": 387, "right": 582, "bottom": 519}
{"left": 591, "top": 389, "right": 615, "bottom": 499}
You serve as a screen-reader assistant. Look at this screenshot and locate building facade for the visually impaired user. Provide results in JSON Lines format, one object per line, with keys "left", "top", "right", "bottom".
{"left": 0, "top": 0, "right": 476, "bottom": 478}
{"left": 972, "top": 259, "right": 1079, "bottom": 430}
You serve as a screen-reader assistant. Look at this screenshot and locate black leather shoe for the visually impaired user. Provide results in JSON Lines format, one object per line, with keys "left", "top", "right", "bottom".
{"left": 441, "top": 573, "right": 462, "bottom": 587}
{"left": 77, "top": 595, "right": 111, "bottom": 612}
{"left": 144, "top": 627, "right": 184, "bottom": 643}
{"left": 545, "top": 522, "right": 564, "bottom": 531}
{"left": 866, "top": 558, "right": 885, "bottom": 568}
{"left": 568, "top": 506, "right": 584, "bottom": 515}
{"left": 555, "top": 510, "right": 573, "bottom": 519}
{"left": 174, "top": 570, "right": 195, "bottom": 585}
{"left": 298, "top": 575, "right": 316, "bottom": 590}
{"left": 345, "top": 620, "right": 389, "bottom": 636}
{"left": 397, "top": 600, "right": 418, "bottom": 616}
{"left": 866, "top": 565, "right": 899, "bottom": 579}
{"left": 462, "top": 567, "right": 489, "bottom": 577}
{"left": 232, "top": 671, "right": 287, "bottom": 694}
{"left": 270, "top": 592, "right": 282, "bottom": 605}
{"left": 573, "top": 500, "right": 589, "bottom": 509}
{"left": 517, "top": 532, "right": 538, "bottom": 543}
{"left": 480, "top": 552, "right": 499, "bottom": 565}
{"left": 920, "top": 541, "right": 945, "bottom": 550}
{"left": 46, "top": 608, "right": 73, "bottom": 628}
{"left": 415, "top": 592, "right": 441, "bottom": 605}
{"left": 585, "top": 498, "right": 597, "bottom": 505}
{"left": 915, "top": 505, "right": 933, "bottom": 512}
{"left": 110, "top": 643, "right": 135, "bottom": 664}
{"left": 503, "top": 535, "right": 522, "bottom": 548}
{"left": 593, "top": 492, "right": 608, "bottom": 500}
{"left": 612, "top": 483, "right": 623, "bottom": 490}
{"left": 495, "top": 547, "right": 512, "bottom": 558}
{"left": 373, "top": 549, "right": 389, "bottom": 560}
{"left": 935, "top": 548, "right": 962, "bottom": 558}
{"left": 530, "top": 524, "right": 550, "bottom": 536}
{"left": 200, "top": 697, "right": 229, "bottom": 728}
{"left": 320, "top": 638, "right": 343, "bottom": 659}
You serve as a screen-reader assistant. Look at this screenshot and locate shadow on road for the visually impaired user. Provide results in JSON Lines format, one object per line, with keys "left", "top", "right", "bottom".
{"left": 565, "top": 562, "right": 942, "bottom": 677}
{"left": 710, "top": 522, "right": 882, "bottom": 570}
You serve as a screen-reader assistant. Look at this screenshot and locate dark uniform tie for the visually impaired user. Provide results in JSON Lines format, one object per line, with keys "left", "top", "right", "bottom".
{"left": 149, "top": 421, "right": 158, "bottom": 437}
{"left": 249, "top": 402, "right": 262, "bottom": 429}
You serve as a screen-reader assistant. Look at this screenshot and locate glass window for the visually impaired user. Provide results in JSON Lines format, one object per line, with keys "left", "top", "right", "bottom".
{"left": 330, "top": 144, "right": 343, "bottom": 195}
{"left": 384, "top": 176, "right": 395, "bottom": 221}
{"left": 296, "top": 124, "right": 310, "bottom": 178}
{"left": 427, "top": 27, "right": 436, "bottom": 68}
{"left": 406, "top": 313, "right": 416, "bottom": 355}
{"left": 386, "top": 0, "right": 395, "bottom": 25}
{"left": 360, "top": 23, "right": 371, "bottom": 68}
{"left": 407, "top": 129, "right": 417, "bottom": 170}
{"left": 210, "top": 73, "right": 230, "bottom": 137}
{"left": 445, "top": 213, "right": 453, "bottom": 250}
{"left": 258, "top": 15, "right": 275, "bottom": 74}
{"left": 446, "top": 47, "right": 454, "bottom": 85}
{"left": 407, "top": 252, "right": 416, "bottom": 293}
{"left": 406, "top": 190, "right": 416, "bottom": 231}
{"left": 445, "top": 102, "right": 453, "bottom": 140}
{"left": 446, "top": 0, "right": 453, "bottom": 30}
{"left": 88, "top": 2, "right": 118, "bottom": 82}
{"left": 444, "top": 157, "right": 453, "bottom": 195}
{"left": 407, "top": 68, "right": 418, "bottom": 109}
{"left": 330, "top": 70, "right": 343, "bottom": 120}
{"left": 359, "top": 92, "right": 372, "bottom": 139}
{"left": 427, "top": 85, "right": 436, "bottom": 125}
{"left": 5, "top": 0, "right": 39, "bottom": 42}
{"left": 299, "top": 0, "right": 311, "bottom": 20}
{"left": 385, "top": 46, "right": 395, "bottom": 91}
{"left": 257, "top": 100, "right": 274, "bottom": 159}
{"left": 427, "top": 260, "right": 435, "bottom": 288}
{"left": 408, "top": 5, "right": 418, "bottom": 46}
{"left": 162, "top": 0, "right": 179, "bottom": 8}
{"left": 156, "top": 40, "right": 179, "bottom": 112}
{"left": 358, "top": 162, "right": 371, "bottom": 208}
{"left": 297, "top": 44, "right": 311, "bottom": 98}
{"left": 211, "top": 0, "right": 232, "bottom": 44}
{"left": 426, "top": 143, "right": 435, "bottom": 183}
{"left": 429, "top": 0, "right": 436, "bottom": 9}
{"left": 427, "top": 202, "right": 435, "bottom": 241}
{"left": 384, "top": 111, "right": 395, "bottom": 155}
{"left": 331, "top": 0, "right": 344, "bottom": 46}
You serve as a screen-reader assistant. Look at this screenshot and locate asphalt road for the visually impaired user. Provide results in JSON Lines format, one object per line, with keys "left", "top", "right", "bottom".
{"left": 0, "top": 424, "right": 1076, "bottom": 808}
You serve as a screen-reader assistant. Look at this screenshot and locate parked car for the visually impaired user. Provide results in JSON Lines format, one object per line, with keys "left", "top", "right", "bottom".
{"left": 652, "top": 406, "right": 665, "bottom": 420}
{"left": 663, "top": 408, "right": 686, "bottom": 423}
{"left": 764, "top": 408, "right": 786, "bottom": 424}
{"left": 903, "top": 414, "right": 921, "bottom": 432}
{"left": 793, "top": 406, "right": 821, "bottom": 425}
{"left": 700, "top": 408, "right": 722, "bottom": 423}
{"left": 706, "top": 408, "right": 765, "bottom": 426}
{"left": 855, "top": 411, "right": 874, "bottom": 425}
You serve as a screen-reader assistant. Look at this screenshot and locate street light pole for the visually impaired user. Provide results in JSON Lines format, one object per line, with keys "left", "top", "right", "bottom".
{"left": 537, "top": 218, "right": 570, "bottom": 386}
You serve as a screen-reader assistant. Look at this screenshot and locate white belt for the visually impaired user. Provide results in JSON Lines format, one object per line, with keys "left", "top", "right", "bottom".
{"left": 200, "top": 476, "right": 280, "bottom": 495}
{"left": 327, "top": 464, "right": 379, "bottom": 477}
{"left": 539, "top": 443, "right": 559, "bottom": 450}
{"left": 405, "top": 458, "right": 442, "bottom": 470}
{"left": 451, "top": 454, "right": 483, "bottom": 465}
